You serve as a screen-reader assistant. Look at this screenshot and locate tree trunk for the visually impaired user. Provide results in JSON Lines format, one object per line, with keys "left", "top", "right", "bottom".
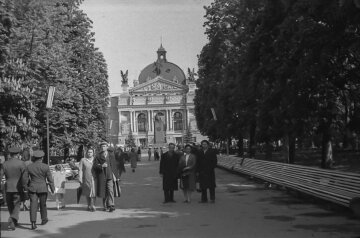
{"left": 249, "top": 122, "right": 256, "bottom": 158}
{"left": 226, "top": 138, "right": 231, "bottom": 155}
{"left": 321, "top": 129, "right": 333, "bottom": 169}
{"left": 237, "top": 135, "right": 244, "bottom": 157}
{"left": 283, "top": 134, "right": 296, "bottom": 164}
{"left": 265, "top": 141, "right": 272, "bottom": 160}
{"left": 42, "top": 136, "right": 48, "bottom": 165}
{"left": 288, "top": 136, "right": 296, "bottom": 164}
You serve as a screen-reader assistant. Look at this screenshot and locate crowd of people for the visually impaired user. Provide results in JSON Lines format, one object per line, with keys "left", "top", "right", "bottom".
{"left": 0, "top": 139, "right": 217, "bottom": 231}
{"left": 160, "top": 140, "right": 217, "bottom": 204}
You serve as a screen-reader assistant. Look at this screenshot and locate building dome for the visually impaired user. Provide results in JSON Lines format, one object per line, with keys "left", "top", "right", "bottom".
{"left": 138, "top": 45, "right": 186, "bottom": 84}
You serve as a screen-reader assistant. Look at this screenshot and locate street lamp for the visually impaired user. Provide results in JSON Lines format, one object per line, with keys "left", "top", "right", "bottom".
{"left": 46, "top": 86, "right": 55, "bottom": 165}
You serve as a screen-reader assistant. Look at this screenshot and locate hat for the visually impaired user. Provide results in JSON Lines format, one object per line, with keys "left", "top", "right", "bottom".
{"left": 33, "top": 150, "right": 45, "bottom": 158}
{"left": 8, "top": 147, "right": 21, "bottom": 154}
{"left": 99, "top": 141, "right": 108, "bottom": 146}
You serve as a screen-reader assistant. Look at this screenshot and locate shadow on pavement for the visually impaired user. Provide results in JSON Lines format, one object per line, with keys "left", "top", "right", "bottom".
{"left": 1, "top": 222, "right": 32, "bottom": 231}
{"left": 29, "top": 208, "right": 179, "bottom": 238}
{"left": 293, "top": 223, "right": 360, "bottom": 234}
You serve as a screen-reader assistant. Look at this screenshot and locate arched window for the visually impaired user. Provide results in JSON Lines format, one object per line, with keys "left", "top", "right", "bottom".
{"left": 138, "top": 113, "right": 146, "bottom": 132}
{"left": 173, "top": 112, "right": 183, "bottom": 131}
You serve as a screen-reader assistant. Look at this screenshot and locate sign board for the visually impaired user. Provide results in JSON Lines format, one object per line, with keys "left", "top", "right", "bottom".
{"left": 46, "top": 86, "right": 56, "bottom": 109}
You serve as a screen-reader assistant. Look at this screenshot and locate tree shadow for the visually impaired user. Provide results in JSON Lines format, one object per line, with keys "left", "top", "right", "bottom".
{"left": 29, "top": 208, "right": 179, "bottom": 238}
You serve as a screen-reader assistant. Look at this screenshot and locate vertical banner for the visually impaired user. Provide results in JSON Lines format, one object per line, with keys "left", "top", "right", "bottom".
{"left": 46, "top": 86, "right": 56, "bottom": 109}
{"left": 154, "top": 114, "right": 166, "bottom": 144}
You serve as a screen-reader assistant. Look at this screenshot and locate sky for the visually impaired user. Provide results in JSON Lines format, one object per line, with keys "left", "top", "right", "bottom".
{"left": 80, "top": 0, "right": 213, "bottom": 95}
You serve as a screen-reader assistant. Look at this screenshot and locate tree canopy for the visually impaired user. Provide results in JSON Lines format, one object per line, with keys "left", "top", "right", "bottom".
{"left": 0, "top": 0, "right": 109, "bottom": 156}
{"left": 195, "top": 0, "right": 360, "bottom": 167}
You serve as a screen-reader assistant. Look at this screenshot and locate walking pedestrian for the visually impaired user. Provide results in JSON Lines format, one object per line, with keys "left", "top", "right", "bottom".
{"left": 114, "top": 147, "right": 126, "bottom": 177}
{"left": 160, "top": 147, "right": 164, "bottom": 157}
{"left": 159, "top": 143, "right": 180, "bottom": 203}
{"left": 198, "top": 140, "right": 218, "bottom": 203}
{"left": 129, "top": 148, "right": 138, "bottom": 172}
{"left": 92, "top": 142, "right": 121, "bottom": 212}
{"left": 137, "top": 147, "right": 142, "bottom": 161}
{"left": 154, "top": 148, "right": 160, "bottom": 161}
{"left": 178, "top": 144, "right": 197, "bottom": 203}
{"left": 52, "top": 164, "right": 66, "bottom": 210}
{"left": 1, "top": 147, "right": 28, "bottom": 230}
{"left": 148, "top": 148, "right": 152, "bottom": 161}
{"left": 27, "top": 150, "right": 55, "bottom": 230}
{"left": 78, "top": 147, "right": 97, "bottom": 211}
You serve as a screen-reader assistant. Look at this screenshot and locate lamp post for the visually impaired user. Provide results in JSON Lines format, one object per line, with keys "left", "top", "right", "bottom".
{"left": 46, "top": 86, "right": 55, "bottom": 165}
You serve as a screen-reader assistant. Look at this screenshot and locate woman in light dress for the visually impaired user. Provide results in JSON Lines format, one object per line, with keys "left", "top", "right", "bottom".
{"left": 178, "top": 144, "right": 197, "bottom": 203}
{"left": 53, "top": 164, "right": 66, "bottom": 210}
{"left": 78, "top": 148, "right": 96, "bottom": 211}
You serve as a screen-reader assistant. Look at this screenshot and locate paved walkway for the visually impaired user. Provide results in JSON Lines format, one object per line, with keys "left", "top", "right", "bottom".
{"left": 1, "top": 158, "right": 359, "bottom": 238}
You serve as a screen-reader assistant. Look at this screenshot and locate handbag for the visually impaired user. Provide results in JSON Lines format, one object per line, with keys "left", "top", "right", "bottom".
{"left": 20, "top": 189, "right": 29, "bottom": 201}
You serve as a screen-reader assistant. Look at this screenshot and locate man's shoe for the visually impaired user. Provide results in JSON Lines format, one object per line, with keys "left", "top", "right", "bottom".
{"left": 162, "top": 200, "right": 169, "bottom": 204}
{"left": 109, "top": 206, "right": 115, "bottom": 212}
{"left": 210, "top": 200, "right": 215, "bottom": 203}
{"left": 41, "top": 219, "right": 48, "bottom": 225}
{"left": 7, "top": 218, "right": 15, "bottom": 230}
{"left": 103, "top": 207, "right": 109, "bottom": 212}
{"left": 31, "top": 222, "right": 37, "bottom": 230}
{"left": 198, "top": 200, "right": 208, "bottom": 203}
{"left": 170, "top": 200, "right": 176, "bottom": 203}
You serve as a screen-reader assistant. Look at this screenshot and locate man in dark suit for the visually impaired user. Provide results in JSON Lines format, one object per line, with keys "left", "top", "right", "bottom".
{"left": 159, "top": 143, "right": 181, "bottom": 203}
{"left": 27, "top": 150, "right": 55, "bottom": 230}
{"left": 198, "top": 140, "right": 218, "bottom": 203}
{"left": 93, "top": 141, "right": 121, "bottom": 212}
{"left": 1, "top": 147, "right": 28, "bottom": 230}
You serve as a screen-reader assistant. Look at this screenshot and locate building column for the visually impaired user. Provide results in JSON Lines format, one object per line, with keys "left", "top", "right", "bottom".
{"left": 134, "top": 111, "right": 137, "bottom": 133}
{"left": 132, "top": 111, "right": 135, "bottom": 132}
{"left": 166, "top": 109, "right": 170, "bottom": 131}
{"left": 147, "top": 110, "right": 150, "bottom": 132}
{"left": 149, "top": 110, "right": 153, "bottom": 132}
{"left": 169, "top": 110, "right": 173, "bottom": 131}
{"left": 186, "top": 109, "right": 190, "bottom": 130}
{"left": 118, "top": 110, "right": 122, "bottom": 135}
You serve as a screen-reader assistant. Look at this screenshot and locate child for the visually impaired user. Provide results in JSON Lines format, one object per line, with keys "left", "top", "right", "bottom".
{"left": 53, "top": 164, "right": 66, "bottom": 210}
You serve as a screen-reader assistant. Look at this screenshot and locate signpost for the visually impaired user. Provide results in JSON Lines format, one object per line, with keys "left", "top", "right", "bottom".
{"left": 46, "top": 86, "right": 55, "bottom": 165}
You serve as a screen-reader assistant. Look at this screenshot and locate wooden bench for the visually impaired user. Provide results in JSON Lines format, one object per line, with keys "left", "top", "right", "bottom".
{"left": 217, "top": 156, "right": 360, "bottom": 217}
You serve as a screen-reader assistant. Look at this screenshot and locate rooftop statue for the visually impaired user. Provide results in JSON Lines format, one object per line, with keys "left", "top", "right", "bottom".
{"left": 121, "top": 70, "right": 128, "bottom": 85}
{"left": 187, "top": 68, "right": 197, "bottom": 82}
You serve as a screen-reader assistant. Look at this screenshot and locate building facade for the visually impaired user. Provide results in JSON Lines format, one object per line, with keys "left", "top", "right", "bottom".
{"left": 107, "top": 45, "right": 207, "bottom": 148}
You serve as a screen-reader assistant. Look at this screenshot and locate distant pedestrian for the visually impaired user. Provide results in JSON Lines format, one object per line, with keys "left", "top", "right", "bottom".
{"left": 129, "top": 148, "right": 138, "bottom": 172}
{"left": 92, "top": 142, "right": 121, "bottom": 212}
{"left": 52, "top": 164, "right": 66, "bottom": 210}
{"left": 1, "top": 147, "right": 28, "bottom": 231}
{"left": 198, "top": 140, "right": 217, "bottom": 203}
{"left": 148, "top": 148, "right": 152, "bottom": 161}
{"left": 114, "top": 147, "right": 126, "bottom": 177}
{"left": 159, "top": 143, "right": 180, "bottom": 203}
{"left": 137, "top": 147, "right": 141, "bottom": 161}
{"left": 178, "top": 144, "right": 197, "bottom": 203}
{"left": 27, "top": 150, "right": 55, "bottom": 230}
{"left": 154, "top": 148, "right": 160, "bottom": 161}
{"left": 78, "top": 148, "right": 96, "bottom": 211}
